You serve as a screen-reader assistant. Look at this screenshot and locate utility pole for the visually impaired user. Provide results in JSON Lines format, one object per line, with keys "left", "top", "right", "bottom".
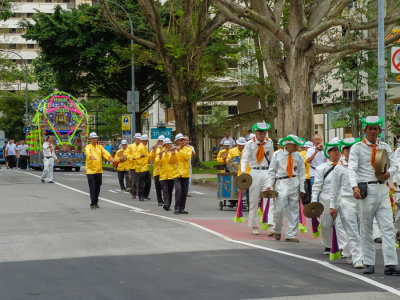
{"left": 377, "top": 0, "right": 385, "bottom": 139}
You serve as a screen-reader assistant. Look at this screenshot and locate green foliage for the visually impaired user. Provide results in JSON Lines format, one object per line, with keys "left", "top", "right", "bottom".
{"left": 21, "top": 4, "right": 168, "bottom": 109}
{"left": 0, "top": 0, "right": 12, "bottom": 21}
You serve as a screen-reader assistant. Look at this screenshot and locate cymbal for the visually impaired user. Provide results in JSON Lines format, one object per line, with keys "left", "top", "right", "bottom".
{"left": 375, "top": 149, "right": 389, "bottom": 179}
{"left": 303, "top": 202, "right": 324, "bottom": 218}
{"left": 220, "top": 151, "right": 229, "bottom": 159}
{"left": 236, "top": 173, "right": 252, "bottom": 190}
{"left": 260, "top": 190, "right": 279, "bottom": 198}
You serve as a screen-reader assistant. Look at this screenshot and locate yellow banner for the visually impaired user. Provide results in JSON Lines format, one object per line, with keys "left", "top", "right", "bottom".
{"left": 121, "top": 115, "right": 131, "bottom": 131}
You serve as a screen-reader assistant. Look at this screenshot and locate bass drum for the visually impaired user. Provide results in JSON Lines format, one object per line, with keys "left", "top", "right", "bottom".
{"left": 226, "top": 155, "right": 241, "bottom": 173}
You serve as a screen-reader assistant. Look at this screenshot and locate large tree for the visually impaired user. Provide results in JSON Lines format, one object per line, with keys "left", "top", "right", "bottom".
{"left": 101, "top": 0, "right": 236, "bottom": 156}
{"left": 213, "top": 0, "right": 400, "bottom": 138}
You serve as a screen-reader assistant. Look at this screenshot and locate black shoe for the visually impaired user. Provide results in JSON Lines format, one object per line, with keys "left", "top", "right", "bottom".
{"left": 139, "top": 198, "right": 144, "bottom": 201}
{"left": 158, "top": 203, "right": 163, "bottom": 206}
{"left": 48, "top": 181, "right": 55, "bottom": 183}
{"left": 179, "top": 209, "right": 189, "bottom": 214}
{"left": 41, "top": 178, "right": 45, "bottom": 183}
{"left": 363, "top": 265, "right": 375, "bottom": 274}
{"left": 374, "top": 238, "right": 382, "bottom": 244}
{"left": 323, "top": 247, "right": 331, "bottom": 255}
{"left": 384, "top": 265, "right": 400, "bottom": 275}
{"left": 163, "top": 205, "right": 170, "bottom": 211}
{"left": 174, "top": 209, "right": 180, "bottom": 214}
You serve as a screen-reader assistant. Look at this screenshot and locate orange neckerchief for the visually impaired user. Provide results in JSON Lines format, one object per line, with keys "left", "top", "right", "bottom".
{"left": 287, "top": 152, "right": 293, "bottom": 178}
{"left": 362, "top": 138, "right": 378, "bottom": 170}
{"left": 253, "top": 137, "right": 268, "bottom": 164}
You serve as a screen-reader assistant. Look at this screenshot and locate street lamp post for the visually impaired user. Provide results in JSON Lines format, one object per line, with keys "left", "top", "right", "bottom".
{"left": 377, "top": 0, "right": 385, "bottom": 139}
{"left": 105, "top": 0, "right": 136, "bottom": 140}
{"left": 0, "top": 49, "right": 29, "bottom": 122}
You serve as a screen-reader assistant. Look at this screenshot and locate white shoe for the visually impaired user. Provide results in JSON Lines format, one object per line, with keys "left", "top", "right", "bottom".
{"left": 266, "top": 228, "right": 275, "bottom": 236}
{"left": 345, "top": 258, "right": 353, "bottom": 265}
{"left": 354, "top": 260, "right": 364, "bottom": 269}
{"left": 252, "top": 228, "right": 260, "bottom": 235}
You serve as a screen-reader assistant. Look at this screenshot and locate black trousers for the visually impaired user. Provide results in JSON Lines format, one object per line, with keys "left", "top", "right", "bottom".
{"left": 174, "top": 177, "right": 189, "bottom": 210}
{"left": 160, "top": 179, "right": 174, "bottom": 207}
{"left": 7, "top": 155, "right": 16, "bottom": 168}
{"left": 19, "top": 155, "right": 28, "bottom": 169}
{"left": 129, "top": 169, "right": 138, "bottom": 195}
{"left": 87, "top": 173, "right": 102, "bottom": 207}
{"left": 137, "top": 171, "right": 151, "bottom": 198}
{"left": 301, "top": 179, "right": 312, "bottom": 205}
{"left": 154, "top": 175, "right": 163, "bottom": 204}
{"left": 118, "top": 170, "right": 130, "bottom": 190}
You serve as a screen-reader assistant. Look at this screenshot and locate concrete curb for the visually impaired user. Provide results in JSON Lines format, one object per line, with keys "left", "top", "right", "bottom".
{"left": 103, "top": 166, "right": 117, "bottom": 172}
{"left": 192, "top": 178, "right": 217, "bottom": 190}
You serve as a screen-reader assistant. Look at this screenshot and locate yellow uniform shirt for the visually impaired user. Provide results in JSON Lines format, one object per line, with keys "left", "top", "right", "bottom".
{"left": 126, "top": 143, "right": 139, "bottom": 170}
{"left": 85, "top": 144, "right": 111, "bottom": 174}
{"left": 217, "top": 148, "right": 229, "bottom": 164}
{"left": 175, "top": 146, "right": 192, "bottom": 178}
{"left": 227, "top": 147, "right": 250, "bottom": 176}
{"left": 159, "top": 151, "right": 178, "bottom": 181}
{"left": 134, "top": 143, "right": 151, "bottom": 173}
{"left": 115, "top": 148, "right": 130, "bottom": 171}
{"left": 300, "top": 150, "right": 310, "bottom": 180}
{"left": 151, "top": 146, "right": 164, "bottom": 177}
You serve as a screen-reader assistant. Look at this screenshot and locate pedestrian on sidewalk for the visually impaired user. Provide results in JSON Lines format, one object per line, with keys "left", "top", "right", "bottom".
{"left": 115, "top": 139, "right": 130, "bottom": 192}
{"left": 41, "top": 136, "right": 59, "bottom": 183}
{"left": 85, "top": 132, "right": 116, "bottom": 210}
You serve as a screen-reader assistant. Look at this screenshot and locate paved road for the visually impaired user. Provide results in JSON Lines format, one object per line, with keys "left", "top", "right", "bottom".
{"left": 0, "top": 168, "right": 399, "bottom": 299}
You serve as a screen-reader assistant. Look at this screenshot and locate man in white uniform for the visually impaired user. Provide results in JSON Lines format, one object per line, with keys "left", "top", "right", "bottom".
{"left": 306, "top": 134, "right": 326, "bottom": 185}
{"left": 241, "top": 122, "right": 274, "bottom": 235}
{"left": 349, "top": 116, "right": 400, "bottom": 275}
{"left": 329, "top": 137, "right": 363, "bottom": 269}
{"left": 311, "top": 137, "right": 347, "bottom": 255}
{"left": 41, "top": 136, "right": 58, "bottom": 183}
{"left": 266, "top": 134, "right": 306, "bottom": 242}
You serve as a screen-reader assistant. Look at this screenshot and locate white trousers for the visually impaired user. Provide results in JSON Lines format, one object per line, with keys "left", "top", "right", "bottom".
{"left": 41, "top": 157, "right": 54, "bottom": 182}
{"left": 248, "top": 169, "right": 274, "bottom": 228}
{"left": 360, "top": 183, "right": 398, "bottom": 266}
{"left": 320, "top": 194, "right": 347, "bottom": 249}
{"left": 339, "top": 197, "right": 363, "bottom": 263}
{"left": 274, "top": 178, "right": 300, "bottom": 239}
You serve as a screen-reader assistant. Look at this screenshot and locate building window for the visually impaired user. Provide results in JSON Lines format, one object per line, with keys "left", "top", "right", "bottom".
{"left": 27, "top": 44, "right": 35, "bottom": 49}
{"left": 27, "top": 13, "right": 34, "bottom": 17}
{"left": 45, "top": 0, "right": 52, "bottom": 2}
{"left": 9, "top": 44, "right": 16, "bottom": 49}
{"left": 9, "top": 28, "right": 16, "bottom": 34}
{"left": 312, "top": 91, "right": 318, "bottom": 104}
{"left": 198, "top": 105, "right": 212, "bottom": 115}
{"left": 227, "top": 59, "right": 238, "bottom": 69}
{"left": 228, "top": 106, "right": 238, "bottom": 115}
{"left": 27, "top": 59, "right": 33, "bottom": 64}
{"left": 343, "top": 90, "right": 355, "bottom": 102}
{"left": 63, "top": 0, "right": 69, "bottom": 3}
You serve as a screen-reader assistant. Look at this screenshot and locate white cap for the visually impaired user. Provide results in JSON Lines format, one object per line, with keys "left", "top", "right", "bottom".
{"left": 223, "top": 140, "right": 231, "bottom": 146}
{"left": 175, "top": 133, "right": 184, "bottom": 141}
{"left": 89, "top": 132, "right": 99, "bottom": 139}
{"left": 158, "top": 135, "right": 165, "bottom": 141}
{"left": 121, "top": 139, "right": 128, "bottom": 145}
{"left": 305, "top": 141, "right": 313, "bottom": 148}
{"left": 134, "top": 133, "right": 141, "bottom": 139}
{"left": 163, "top": 138, "right": 173, "bottom": 145}
{"left": 140, "top": 134, "right": 149, "bottom": 141}
{"left": 236, "top": 137, "right": 246, "bottom": 145}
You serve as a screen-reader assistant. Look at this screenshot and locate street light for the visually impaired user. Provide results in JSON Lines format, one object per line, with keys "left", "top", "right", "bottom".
{"left": 104, "top": 0, "right": 136, "bottom": 139}
{"left": 0, "top": 49, "right": 29, "bottom": 122}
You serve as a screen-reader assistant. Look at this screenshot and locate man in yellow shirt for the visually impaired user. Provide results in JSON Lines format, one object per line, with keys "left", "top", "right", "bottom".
{"left": 134, "top": 134, "right": 152, "bottom": 201}
{"left": 151, "top": 135, "right": 165, "bottom": 206}
{"left": 158, "top": 138, "right": 177, "bottom": 211}
{"left": 115, "top": 139, "right": 130, "bottom": 192}
{"left": 85, "top": 132, "right": 116, "bottom": 209}
{"left": 299, "top": 141, "right": 313, "bottom": 204}
{"left": 217, "top": 141, "right": 231, "bottom": 165}
{"left": 126, "top": 133, "right": 141, "bottom": 199}
{"left": 173, "top": 133, "right": 192, "bottom": 214}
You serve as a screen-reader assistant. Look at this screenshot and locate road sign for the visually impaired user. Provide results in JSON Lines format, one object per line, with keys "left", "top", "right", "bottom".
{"left": 121, "top": 115, "right": 131, "bottom": 131}
{"left": 391, "top": 47, "right": 400, "bottom": 73}
{"left": 122, "top": 130, "right": 131, "bottom": 135}
{"left": 23, "top": 126, "right": 28, "bottom": 133}
{"left": 151, "top": 127, "right": 172, "bottom": 139}
{"left": 397, "top": 75, "right": 400, "bottom": 81}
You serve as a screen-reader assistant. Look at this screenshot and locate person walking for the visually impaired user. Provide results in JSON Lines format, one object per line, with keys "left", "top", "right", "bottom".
{"left": 159, "top": 138, "right": 176, "bottom": 211}
{"left": 220, "top": 131, "right": 236, "bottom": 148}
{"left": 85, "top": 132, "right": 116, "bottom": 209}
{"left": 240, "top": 122, "right": 274, "bottom": 235}
{"left": 115, "top": 139, "right": 130, "bottom": 192}
{"left": 300, "top": 141, "right": 313, "bottom": 204}
{"left": 5, "top": 139, "right": 17, "bottom": 169}
{"left": 134, "top": 134, "right": 152, "bottom": 201}
{"left": 151, "top": 135, "right": 165, "bottom": 206}
{"left": 184, "top": 135, "right": 195, "bottom": 197}
{"left": 126, "top": 133, "right": 141, "bottom": 199}
{"left": 17, "top": 140, "right": 29, "bottom": 170}
{"left": 306, "top": 134, "right": 326, "bottom": 186}
{"left": 173, "top": 133, "right": 192, "bottom": 214}
{"left": 41, "top": 136, "right": 58, "bottom": 183}
{"left": 2, "top": 140, "right": 8, "bottom": 169}
{"left": 349, "top": 116, "right": 400, "bottom": 275}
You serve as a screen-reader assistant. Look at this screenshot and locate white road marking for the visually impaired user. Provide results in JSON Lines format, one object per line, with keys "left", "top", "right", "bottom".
{"left": 191, "top": 191, "right": 205, "bottom": 195}
{"left": 108, "top": 190, "right": 118, "bottom": 194}
{"left": 18, "top": 170, "right": 400, "bottom": 297}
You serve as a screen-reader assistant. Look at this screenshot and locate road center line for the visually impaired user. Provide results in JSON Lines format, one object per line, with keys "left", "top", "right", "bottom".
{"left": 19, "top": 170, "right": 400, "bottom": 296}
